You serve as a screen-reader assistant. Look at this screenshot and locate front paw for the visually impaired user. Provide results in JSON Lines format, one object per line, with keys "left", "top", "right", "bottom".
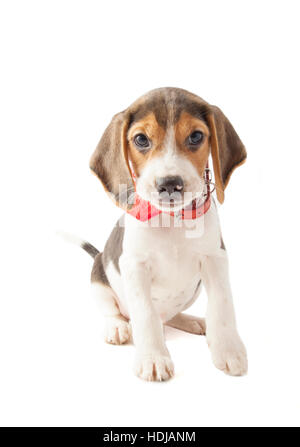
{"left": 208, "top": 329, "right": 248, "bottom": 376}
{"left": 134, "top": 352, "right": 174, "bottom": 382}
{"left": 104, "top": 316, "right": 131, "bottom": 345}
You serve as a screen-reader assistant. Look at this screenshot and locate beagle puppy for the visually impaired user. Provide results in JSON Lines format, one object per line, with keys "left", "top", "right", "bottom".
{"left": 77, "top": 87, "right": 248, "bottom": 381}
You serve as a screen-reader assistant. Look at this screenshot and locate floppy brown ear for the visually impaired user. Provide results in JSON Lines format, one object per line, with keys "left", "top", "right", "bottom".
{"left": 207, "top": 106, "right": 247, "bottom": 204}
{"left": 90, "top": 111, "right": 134, "bottom": 209}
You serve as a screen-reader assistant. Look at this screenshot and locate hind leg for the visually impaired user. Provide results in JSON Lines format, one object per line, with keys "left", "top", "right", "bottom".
{"left": 91, "top": 252, "right": 131, "bottom": 345}
{"left": 165, "top": 313, "right": 206, "bottom": 335}
{"left": 91, "top": 282, "right": 131, "bottom": 345}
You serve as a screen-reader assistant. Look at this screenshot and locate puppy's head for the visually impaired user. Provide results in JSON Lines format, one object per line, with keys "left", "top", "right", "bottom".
{"left": 90, "top": 88, "right": 246, "bottom": 210}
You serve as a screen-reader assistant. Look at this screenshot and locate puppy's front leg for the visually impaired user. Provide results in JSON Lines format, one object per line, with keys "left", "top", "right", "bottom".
{"left": 202, "top": 254, "right": 248, "bottom": 376}
{"left": 120, "top": 255, "right": 174, "bottom": 381}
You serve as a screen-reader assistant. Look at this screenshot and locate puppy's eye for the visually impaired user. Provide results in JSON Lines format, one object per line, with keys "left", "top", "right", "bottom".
{"left": 188, "top": 131, "right": 204, "bottom": 146}
{"left": 134, "top": 133, "right": 151, "bottom": 149}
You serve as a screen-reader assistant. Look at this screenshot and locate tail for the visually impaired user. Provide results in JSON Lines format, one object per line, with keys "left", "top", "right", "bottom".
{"left": 57, "top": 231, "right": 100, "bottom": 259}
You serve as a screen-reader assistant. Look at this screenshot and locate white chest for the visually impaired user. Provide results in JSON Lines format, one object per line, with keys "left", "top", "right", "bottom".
{"left": 149, "top": 243, "right": 203, "bottom": 321}
{"left": 107, "top": 207, "right": 221, "bottom": 322}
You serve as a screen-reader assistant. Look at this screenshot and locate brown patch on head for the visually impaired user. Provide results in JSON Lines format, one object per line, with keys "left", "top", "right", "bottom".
{"left": 127, "top": 112, "right": 166, "bottom": 176}
{"left": 128, "top": 87, "right": 210, "bottom": 129}
{"left": 128, "top": 92, "right": 169, "bottom": 129}
{"left": 174, "top": 111, "right": 210, "bottom": 177}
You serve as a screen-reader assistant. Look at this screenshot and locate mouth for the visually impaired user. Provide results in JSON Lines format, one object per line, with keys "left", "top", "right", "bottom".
{"left": 135, "top": 177, "right": 206, "bottom": 212}
{"left": 157, "top": 191, "right": 183, "bottom": 208}
{"left": 156, "top": 200, "right": 183, "bottom": 212}
{"left": 150, "top": 191, "right": 204, "bottom": 212}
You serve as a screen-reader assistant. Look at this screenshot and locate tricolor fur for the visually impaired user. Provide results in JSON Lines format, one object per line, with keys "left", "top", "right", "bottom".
{"left": 74, "top": 88, "right": 247, "bottom": 380}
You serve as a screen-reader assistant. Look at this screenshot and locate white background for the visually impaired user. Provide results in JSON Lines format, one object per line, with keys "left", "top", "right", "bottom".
{"left": 0, "top": 0, "right": 299, "bottom": 427}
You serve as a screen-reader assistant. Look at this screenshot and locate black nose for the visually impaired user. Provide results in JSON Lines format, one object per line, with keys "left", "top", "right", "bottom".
{"left": 155, "top": 176, "right": 184, "bottom": 195}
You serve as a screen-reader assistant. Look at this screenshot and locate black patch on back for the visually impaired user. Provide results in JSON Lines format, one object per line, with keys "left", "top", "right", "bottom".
{"left": 91, "top": 252, "right": 110, "bottom": 286}
{"left": 102, "top": 216, "right": 125, "bottom": 273}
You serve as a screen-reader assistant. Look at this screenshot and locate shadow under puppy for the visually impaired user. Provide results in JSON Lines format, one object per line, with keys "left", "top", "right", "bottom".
{"left": 78, "top": 87, "right": 248, "bottom": 381}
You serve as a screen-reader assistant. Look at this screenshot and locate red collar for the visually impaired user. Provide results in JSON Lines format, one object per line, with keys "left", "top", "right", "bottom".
{"left": 128, "top": 163, "right": 212, "bottom": 222}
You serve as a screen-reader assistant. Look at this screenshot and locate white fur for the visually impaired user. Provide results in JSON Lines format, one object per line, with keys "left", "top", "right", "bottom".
{"left": 91, "top": 282, "right": 120, "bottom": 317}
{"left": 91, "top": 282, "right": 131, "bottom": 345}
{"left": 95, "top": 200, "right": 248, "bottom": 380}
